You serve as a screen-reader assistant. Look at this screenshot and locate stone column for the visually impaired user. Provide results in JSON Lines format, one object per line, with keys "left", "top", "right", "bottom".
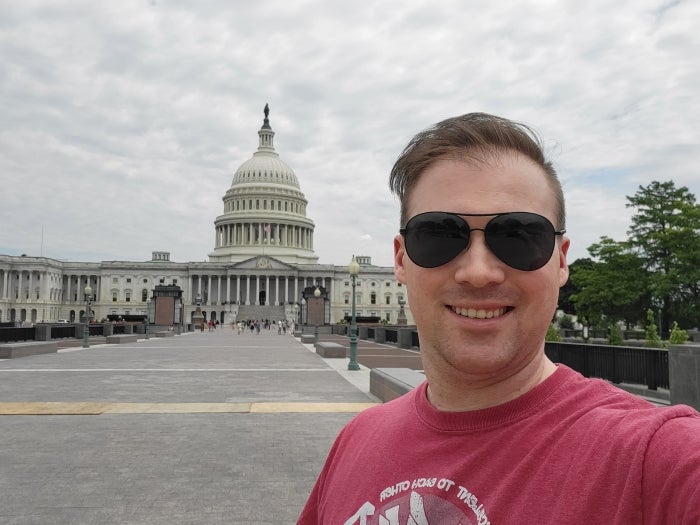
{"left": 236, "top": 275, "right": 241, "bottom": 304}
{"left": 669, "top": 344, "right": 700, "bottom": 411}
{"left": 275, "top": 276, "right": 280, "bottom": 306}
{"left": 246, "top": 275, "right": 251, "bottom": 305}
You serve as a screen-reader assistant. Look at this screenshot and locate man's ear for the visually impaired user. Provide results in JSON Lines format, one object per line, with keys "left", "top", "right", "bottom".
{"left": 394, "top": 235, "right": 407, "bottom": 284}
{"left": 558, "top": 236, "right": 570, "bottom": 288}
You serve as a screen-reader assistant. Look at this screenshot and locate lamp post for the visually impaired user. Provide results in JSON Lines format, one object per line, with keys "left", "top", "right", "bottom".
{"left": 313, "top": 286, "right": 321, "bottom": 344}
{"left": 293, "top": 303, "right": 299, "bottom": 329}
{"left": 348, "top": 256, "right": 360, "bottom": 371}
{"left": 144, "top": 307, "right": 150, "bottom": 339}
{"left": 82, "top": 284, "right": 93, "bottom": 348}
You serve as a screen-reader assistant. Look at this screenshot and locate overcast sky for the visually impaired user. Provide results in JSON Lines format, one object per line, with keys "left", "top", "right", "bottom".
{"left": 1, "top": 0, "right": 698, "bottom": 269}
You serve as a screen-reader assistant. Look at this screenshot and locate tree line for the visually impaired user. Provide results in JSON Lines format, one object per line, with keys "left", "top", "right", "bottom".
{"left": 558, "top": 180, "right": 700, "bottom": 337}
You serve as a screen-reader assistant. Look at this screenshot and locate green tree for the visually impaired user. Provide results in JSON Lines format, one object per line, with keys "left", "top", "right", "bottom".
{"left": 558, "top": 258, "right": 592, "bottom": 314}
{"left": 570, "top": 237, "right": 650, "bottom": 329}
{"left": 626, "top": 181, "right": 700, "bottom": 334}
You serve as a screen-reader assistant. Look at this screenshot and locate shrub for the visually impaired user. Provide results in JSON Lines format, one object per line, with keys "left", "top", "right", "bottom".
{"left": 608, "top": 324, "right": 623, "bottom": 346}
{"left": 546, "top": 323, "right": 562, "bottom": 342}
{"left": 669, "top": 321, "right": 689, "bottom": 345}
{"left": 644, "top": 309, "right": 663, "bottom": 348}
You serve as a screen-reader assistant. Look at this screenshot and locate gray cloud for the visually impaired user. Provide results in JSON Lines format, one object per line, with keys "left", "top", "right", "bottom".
{"left": 1, "top": 0, "right": 698, "bottom": 267}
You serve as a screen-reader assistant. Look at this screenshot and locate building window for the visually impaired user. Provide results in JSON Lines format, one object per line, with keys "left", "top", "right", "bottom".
{"left": 112, "top": 278, "right": 118, "bottom": 284}
{"left": 386, "top": 312, "right": 391, "bottom": 322}
{"left": 112, "top": 292, "right": 118, "bottom": 302}
{"left": 142, "top": 289, "right": 148, "bottom": 302}
{"left": 385, "top": 295, "right": 391, "bottom": 305}
{"left": 125, "top": 292, "right": 131, "bottom": 303}
{"left": 126, "top": 278, "right": 131, "bottom": 283}
{"left": 344, "top": 294, "right": 350, "bottom": 304}
{"left": 143, "top": 278, "right": 148, "bottom": 283}
{"left": 344, "top": 281, "right": 349, "bottom": 286}
{"left": 173, "top": 279, "right": 177, "bottom": 284}
{"left": 370, "top": 293, "right": 376, "bottom": 305}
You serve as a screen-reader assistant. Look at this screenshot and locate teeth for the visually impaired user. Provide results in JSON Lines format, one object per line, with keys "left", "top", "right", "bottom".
{"left": 452, "top": 306, "right": 507, "bottom": 319}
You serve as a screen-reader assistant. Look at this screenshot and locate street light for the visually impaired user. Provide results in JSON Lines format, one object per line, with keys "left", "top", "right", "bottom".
{"left": 293, "top": 303, "right": 299, "bottom": 328}
{"left": 83, "top": 284, "right": 93, "bottom": 348}
{"left": 348, "top": 256, "right": 360, "bottom": 371}
{"left": 313, "top": 286, "right": 321, "bottom": 344}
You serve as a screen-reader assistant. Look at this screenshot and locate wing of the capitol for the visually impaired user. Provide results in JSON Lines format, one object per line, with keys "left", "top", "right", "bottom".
{"left": 0, "top": 106, "right": 414, "bottom": 328}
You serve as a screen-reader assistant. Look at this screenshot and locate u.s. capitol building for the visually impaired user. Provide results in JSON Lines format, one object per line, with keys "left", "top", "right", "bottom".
{"left": 0, "top": 107, "right": 413, "bottom": 327}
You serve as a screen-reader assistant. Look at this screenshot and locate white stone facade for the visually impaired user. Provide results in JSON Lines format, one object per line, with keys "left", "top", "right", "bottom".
{"left": 0, "top": 253, "right": 412, "bottom": 326}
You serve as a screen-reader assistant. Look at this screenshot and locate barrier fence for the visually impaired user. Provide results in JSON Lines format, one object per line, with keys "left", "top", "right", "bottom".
{"left": 0, "top": 322, "right": 674, "bottom": 391}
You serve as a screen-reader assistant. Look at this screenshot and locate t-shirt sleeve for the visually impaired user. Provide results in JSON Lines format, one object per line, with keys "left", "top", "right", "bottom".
{"left": 642, "top": 413, "right": 700, "bottom": 523}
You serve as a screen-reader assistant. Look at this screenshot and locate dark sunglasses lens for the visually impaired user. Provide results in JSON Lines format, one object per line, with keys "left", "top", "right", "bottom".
{"left": 404, "top": 213, "right": 469, "bottom": 268}
{"left": 485, "top": 212, "right": 556, "bottom": 271}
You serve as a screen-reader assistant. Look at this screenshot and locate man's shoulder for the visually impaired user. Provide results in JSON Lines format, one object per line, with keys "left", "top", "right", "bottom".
{"left": 550, "top": 365, "right": 700, "bottom": 441}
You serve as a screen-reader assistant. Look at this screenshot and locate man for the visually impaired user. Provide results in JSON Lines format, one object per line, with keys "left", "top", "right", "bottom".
{"left": 298, "top": 113, "right": 700, "bottom": 524}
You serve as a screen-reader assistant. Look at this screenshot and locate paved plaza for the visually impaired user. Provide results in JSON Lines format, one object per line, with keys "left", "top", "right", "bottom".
{"left": 0, "top": 328, "right": 386, "bottom": 524}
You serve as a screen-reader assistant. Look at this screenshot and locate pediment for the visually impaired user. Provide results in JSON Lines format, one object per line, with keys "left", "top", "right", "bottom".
{"left": 232, "top": 256, "right": 296, "bottom": 271}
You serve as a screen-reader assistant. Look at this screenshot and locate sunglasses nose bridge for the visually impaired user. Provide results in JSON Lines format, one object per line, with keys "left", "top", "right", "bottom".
{"left": 452, "top": 227, "right": 490, "bottom": 262}
{"left": 451, "top": 228, "right": 508, "bottom": 285}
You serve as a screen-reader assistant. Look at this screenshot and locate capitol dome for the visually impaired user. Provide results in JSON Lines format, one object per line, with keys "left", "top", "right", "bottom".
{"left": 209, "top": 105, "right": 318, "bottom": 265}
{"left": 231, "top": 152, "right": 300, "bottom": 188}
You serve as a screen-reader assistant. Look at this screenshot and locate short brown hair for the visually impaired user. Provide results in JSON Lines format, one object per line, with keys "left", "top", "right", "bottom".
{"left": 389, "top": 112, "right": 565, "bottom": 229}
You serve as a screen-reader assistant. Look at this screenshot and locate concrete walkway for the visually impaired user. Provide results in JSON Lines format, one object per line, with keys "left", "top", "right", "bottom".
{"left": 0, "top": 327, "right": 379, "bottom": 524}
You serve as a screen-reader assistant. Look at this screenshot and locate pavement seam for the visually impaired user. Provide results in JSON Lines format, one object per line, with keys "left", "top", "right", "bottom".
{"left": 0, "top": 401, "right": 379, "bottom": 415}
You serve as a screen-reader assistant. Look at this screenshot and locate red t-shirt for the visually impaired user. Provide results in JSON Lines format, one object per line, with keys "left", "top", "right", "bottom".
{"left": 299, "top": 365, "right": 700, "bottom": 524}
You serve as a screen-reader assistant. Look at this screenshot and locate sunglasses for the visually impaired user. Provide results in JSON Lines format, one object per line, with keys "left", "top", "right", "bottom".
{"left": 400, "top": 211, "right": 566, "bottom": 271}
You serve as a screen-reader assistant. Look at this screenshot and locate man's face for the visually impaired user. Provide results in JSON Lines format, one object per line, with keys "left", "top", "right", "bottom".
{"left": 393, "top": 153, "right": 569, "bottom": 382}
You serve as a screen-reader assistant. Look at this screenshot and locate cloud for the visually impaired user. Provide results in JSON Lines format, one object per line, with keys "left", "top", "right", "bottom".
{"left": 0, "top": 0, "right": 698, "bottom": 269}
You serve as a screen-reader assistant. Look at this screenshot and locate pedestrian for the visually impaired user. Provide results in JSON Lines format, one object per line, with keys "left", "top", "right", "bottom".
{"left": 298, "top": 112, "right": 700, "bottom": 524}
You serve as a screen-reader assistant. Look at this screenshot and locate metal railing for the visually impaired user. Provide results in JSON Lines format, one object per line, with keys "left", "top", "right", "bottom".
{"left": 50, "top": 325, "right": 76, "bottom": 339}
{"left": 545, "top": 341, "right": 669, "bottom": 390}
{"left": 0, "top": 327, "right": 36, "bottom": 343}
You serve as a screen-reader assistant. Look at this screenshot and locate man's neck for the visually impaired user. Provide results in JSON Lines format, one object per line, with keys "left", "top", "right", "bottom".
{"left": 424, "top": 357, "right": 557, "bottom": 412}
